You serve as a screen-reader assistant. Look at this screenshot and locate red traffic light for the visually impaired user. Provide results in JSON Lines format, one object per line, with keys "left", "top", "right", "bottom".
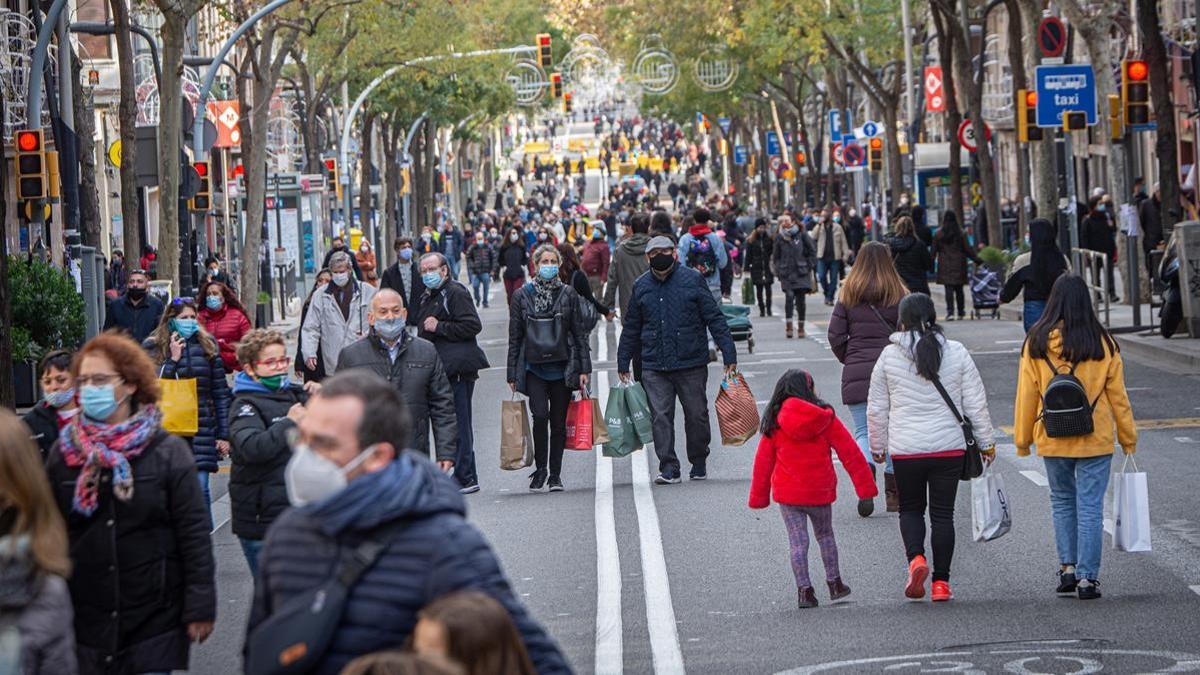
{"left": 869, "top": 137, "right": 883, "bottom": 149}
{"left": 232, "top": 164, "right": 245, "bottom": 178}
{"left": 16, "top": 130, "right": 40, "bottom": 152}
{"left": 550, "top": 72, "right": 561, "bottom": 83}
{"left": 1126, "top": 60, "right": 1148, "bottom": 82}
{"left": 1025, "top": 91, "right": 1037, "bottom": 107}
{"left": 537, "top": 33, "right": 551, "bottom": 47}
{"left": 324, "top": 158, "right": 336, "bottom": 171}
{"left": 193, "top": 161, "right": 209, "bottom": 178}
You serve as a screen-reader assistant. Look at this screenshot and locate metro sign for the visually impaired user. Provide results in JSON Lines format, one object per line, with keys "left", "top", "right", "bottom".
{"left": 925, "top": 66, "right": 946, "bottom": 112}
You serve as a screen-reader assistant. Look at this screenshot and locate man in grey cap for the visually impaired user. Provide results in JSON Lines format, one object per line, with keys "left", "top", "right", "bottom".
{"left": 617, "top": 235, "right": 737, "bottom": 484}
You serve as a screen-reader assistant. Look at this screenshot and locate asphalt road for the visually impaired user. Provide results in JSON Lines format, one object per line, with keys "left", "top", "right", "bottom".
{"left": 191, "top": 276, "right": 1200, "bottom": 674}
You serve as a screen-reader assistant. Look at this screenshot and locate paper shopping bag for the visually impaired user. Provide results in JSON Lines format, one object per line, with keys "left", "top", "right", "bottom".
{"left": 602, "top": 384, "right": 641, "bottom": 458}
{"left": 623, "top": 381, "right": 655, "bottom": 444}
{"left": 565, "top": 396, "right": 595, "bottom": 450}
{"left": 500, "top": 398, "right": 533, "bottom": 470}
{"left": 1112, "top": 456, "right": 1152, "bottom": 552}
{"left": 159, "top": 377, "right": 199, "bottom": 437}
{"left": 591, "top": 397, "right": 610, "bottom": 444}
{"left": 970, "top": 468, "right": 1012, "bottom": 542}
{"left": 714, "top": 372, "right": 760, "bottom": 446}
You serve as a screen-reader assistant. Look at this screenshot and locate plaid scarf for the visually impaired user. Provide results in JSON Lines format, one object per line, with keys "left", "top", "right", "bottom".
{"left": 57, "top": 406, "right": 162, "bottom": 516}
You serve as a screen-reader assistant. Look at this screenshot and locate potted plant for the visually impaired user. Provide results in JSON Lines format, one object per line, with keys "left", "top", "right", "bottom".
{"left": 977, "top": 246, "right": 1009, "bottom": 273}
{"left": 255, "top": 290, "right": 273, "bottom": 328}
{"left": 7, "top": 256, "right": 86, "bottom": 406}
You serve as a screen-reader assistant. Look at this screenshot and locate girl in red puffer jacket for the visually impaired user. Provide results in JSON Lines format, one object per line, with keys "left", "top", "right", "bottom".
{"left": 749, "top": 369, "right": 878, "bottom": 608}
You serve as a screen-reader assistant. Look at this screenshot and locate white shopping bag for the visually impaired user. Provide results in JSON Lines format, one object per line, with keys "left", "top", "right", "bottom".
{"left": 971, "top": 468, "right": 1011, "bottom": 542}
{"left": 1112, "top": 455, "right": 1152, "bottom": 552}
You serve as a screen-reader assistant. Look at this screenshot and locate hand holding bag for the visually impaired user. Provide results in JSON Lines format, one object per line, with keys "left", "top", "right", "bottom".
{"left": 565, "top": 391, "right": 595, "bottom": 450}
{"left": 1112, "top": 455, "right": 1152, "bottom": 552}
{"left": 602, "top": 383, "right": 641, "bottom": 458}
{"left": 970, "top": 466, "right": 1012, "bottom": 542}
{"left": 159, "top": 366, "right": 199, "bottom": 437}
{"left": 714, "top": 371, "right": 760, "bottom": 446}
{"left": 623, "top": 381, "right": 655, "bottom": 445}
{"left": 929, "top": 375, "right": 983, "bottom": 481}
{"left": 500, "top": 396, "right": 534, "bottom": 470}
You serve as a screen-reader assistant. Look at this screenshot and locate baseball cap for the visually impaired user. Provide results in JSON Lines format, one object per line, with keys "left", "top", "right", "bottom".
{"left": 646, "top": 236, "right": 675, "bottom": 253}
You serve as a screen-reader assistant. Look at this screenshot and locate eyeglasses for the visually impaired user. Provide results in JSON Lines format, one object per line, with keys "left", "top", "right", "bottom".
{"left": 254, "top": 357, "right": 291, "bottom": 369}
{"left": 76, "top": 374, "right": 123, "bottom": 387}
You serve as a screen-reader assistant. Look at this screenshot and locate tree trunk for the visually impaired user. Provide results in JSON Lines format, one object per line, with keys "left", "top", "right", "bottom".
{"left": 109, "top": 0, "right": 141, "bottom": 264}
{"left": 0, "top": 93, "right": 13, "bottom": 408}
{"left": 358, "top": 109, "right": 375, "bottom": 241}
{"left": 933, "top": 6, "right": 964, "bottom": 227}
{"left": 154, "top": 14, "right": 186, "bottom": 287}
{"left": 1015, "top": 0, "right": 1058, "bottom": 220}
{"left": 1136, "top": 0, "right": 1183, "bottom": 230}
{"left": 1004, "top": 0, "right": 1030, "bottom": 239}
{"left": 73, "top": 53, "right": 102, "bottom": 248}
{"left": 423, "top": 121, "right": 437, "bottom": 226}
{"left": 239, "top": 65, "right": 271, "bottom": 317}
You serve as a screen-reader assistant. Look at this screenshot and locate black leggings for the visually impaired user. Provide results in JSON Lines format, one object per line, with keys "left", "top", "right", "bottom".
{"left": 943, "top": 284, "right": 965, "bottom": 317}
{"left": 525, "top": 371, "right": 571, "bottom": 477}
{"left": 755, "top": 283, "right": 772, "bottom": 310}
{"left": 893, "top": 455, "right": 961, "bottom": 582}
{"left": 784, "top": 289, "right": 807, "bottom": 321}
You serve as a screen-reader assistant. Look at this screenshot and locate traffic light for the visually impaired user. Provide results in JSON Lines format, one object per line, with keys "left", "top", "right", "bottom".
{"left": 1121, "top": 59, "right": 1150, "bottom": 126}
{"left": 536, "top": 33, "right": 552, "bottom": 68}
{"left": 191, "top": 161, "right": 211, "bottom": 211}
{"left": 550, "top": 72, "right": 562, "bottom": 98}
{"left": 1016, "top": 89, "right": 1043, "bottom": 143}
{"left": 1062, "top": 111, "right": 1087, "bottom": 132}
{"left": 1108, "top": 94, "right": 1124, "bottom": 140}
{"left": 868, "top": 137, "right": 883, "bottom": 171}
{"left": 324, "top": 157, "right": 342, "bottom": 201}
{"left": 562, "top": 91, "right": 572, "bottom": 114}
{"left": 46, "top": 151, "right": 60, "bottom": 201}
{"left": 15, "top": 129, "right": 46, "bottom": 201}
{"left": 795, "top": 150, "right": 806, "bottom": 167}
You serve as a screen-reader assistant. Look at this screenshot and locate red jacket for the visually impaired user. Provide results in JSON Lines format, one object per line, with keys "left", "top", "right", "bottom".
{"left": 581, "top": 240, "right": 611, "bottom": 280}
{"left": 199, "top": 305, "right": 252, "bottom": 372}
{"left": 749, "top": 398, "right": 878, "bottom": 508}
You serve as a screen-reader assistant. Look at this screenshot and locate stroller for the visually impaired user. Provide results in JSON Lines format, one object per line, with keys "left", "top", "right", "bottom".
{"left": 720, "top": 304, "right": 756, "bottom": 353}
{"left": 969, "top": 265, "right": 1003, "bottom": 319}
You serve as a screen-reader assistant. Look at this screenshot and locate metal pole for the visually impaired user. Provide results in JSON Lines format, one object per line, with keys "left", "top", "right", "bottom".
{"left": 900, "top": 0, "right": 916, "bottom": 191}
{"left": 70, "top": 23, "right": 162, "bottom": 91}
{"left": 1064, "top": 131, "right": 1080, "bottom": 267}
{"left": 25, "top": 0, "right": 70, "bottom": 129}
{"left": 55, "top": 11, "right": 80, "bottom": 236}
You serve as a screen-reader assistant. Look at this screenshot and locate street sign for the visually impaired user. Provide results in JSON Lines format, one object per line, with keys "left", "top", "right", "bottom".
{"left": 1034, "top": 64, "right": 1097, "bottom": 127}
{"left": 769, "top": 156, "right": 783, "bottom": 172}
{"left": 831, "top": 141, "right": 844, "bottom": 166}
{"left": 766, "top": 131, "right": 781, "bottom": 156}
{"left": 925, "top": 66, "right": 946, "bottom": 112}
{"left": 1037, "top": 17, "right": 1067, "bottom": 59}
{"left": 733, "top": 145, "right": 749, "bottom": 165}
{"left": 829, "top": 110, "right": 843, "bottom": 142}
{"left": 957, "top": 119, "right": 992, "bottom": 152}
{"left": 860, "top": 121, "right": 879, "bottom": 138}
{"left": 107, "top": 140, "right": 122, "bottom": 168}
{"left": 843, "top": 142, "right": 866, "bottom": 167}
{"left": 717, "top": 117, "right": 731, "bottom": 135}
{"left": 207, "top": 101, "right": 241, "bottom": 148}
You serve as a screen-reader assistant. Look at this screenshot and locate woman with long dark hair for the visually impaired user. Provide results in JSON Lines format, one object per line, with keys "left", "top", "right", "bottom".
{"left": 867, "top": 293, "right": 996, "bottom": 602}
{"left": 1014, "top": 275, "right": 1136, "bottom": 600}
{"left": 931, "top": 211, "right": 981, "bottom": 321}
{"left": 742, "top": 218, "right": 775, "bottom": 317}
{"left": 886, "top": 216, "right": 932, "bottom": 294}
{"left": 557, "top": 242, "right": 613, "bottom": 323}
{"left": 1001, "top": 218, "right": 1070, "bottom": 331}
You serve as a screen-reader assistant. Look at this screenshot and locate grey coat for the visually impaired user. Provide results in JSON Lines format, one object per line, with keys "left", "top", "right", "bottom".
{"left": 772, "top": 232, "right": 817, "bottom": 292}
{"left": 0, "top": 536, "right": 77, "bottom": 675}
{"left": 603, "top": 232, "right": 652, "bottom": 318}
{"left": 301, "top": 280, "right": 377, "bottom": 373}
{"left": 336, "top": 332, "right": 457, "bottom": 462}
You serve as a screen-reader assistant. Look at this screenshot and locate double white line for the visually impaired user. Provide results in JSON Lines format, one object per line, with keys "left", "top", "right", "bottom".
{"left": 594, "top": 325, "right": 685, "bottom": 674}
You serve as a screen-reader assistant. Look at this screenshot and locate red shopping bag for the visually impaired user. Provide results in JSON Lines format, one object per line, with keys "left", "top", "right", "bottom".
{"left": 565, "top": 395, "right": 595, "bottom": 450}
{"left": 715, "top": 371, "right": 760, "bottom": 446}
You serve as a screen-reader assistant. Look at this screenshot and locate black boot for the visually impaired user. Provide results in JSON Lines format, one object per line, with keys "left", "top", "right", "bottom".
{"left": 827, "top": 578, "right": 852, "bottom": 601}
{"left": 797, "top": 586, "right": 819, "bottom": 608}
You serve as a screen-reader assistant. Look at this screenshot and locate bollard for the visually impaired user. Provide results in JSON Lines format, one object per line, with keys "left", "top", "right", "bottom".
{"left": 1176, "top": 221, "right": 1200, "bottom": 338}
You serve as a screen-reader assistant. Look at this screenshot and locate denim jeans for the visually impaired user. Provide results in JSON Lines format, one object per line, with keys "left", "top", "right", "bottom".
{"left": 470, "top": 273, "right": 491, "bottom": 306}
{"left": 817, "top": 260, "right": 841, "bottom": 302}
{"left": 449, "top": 376, "right": 478, "bottom": 486}
{"left": 196, "top": 470, "right": 213, "bottom": 531}
{"left": 1023, "top": 300, "right": 1046, "bottom": 332}
{"left": 847, "top": 402, "right": 893, "bottom": 474}
{"left": 1043, "top": 454, "right": 1113, "bottom": 581}
{"left": 641, "top": 365, "right": 711, "bottom": 476}
{"left": 239, "top": 537, "right": 264, "bottom": 577}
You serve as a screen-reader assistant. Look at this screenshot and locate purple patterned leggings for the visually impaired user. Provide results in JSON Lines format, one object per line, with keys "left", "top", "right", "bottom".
{"left": 780, "top": 504, "right": 841, "bottom": 589}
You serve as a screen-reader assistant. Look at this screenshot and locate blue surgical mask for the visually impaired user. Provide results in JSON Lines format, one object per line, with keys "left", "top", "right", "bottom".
{"left": 171, "top": 318, "right": 199, "bottom": 338}
{"left": 80, "top": 384, "right": 124, "bottom": 422}
{"left": 1097, "top": 204, "right": 1106, "bottom": 212}
{"left": 375, "top": 317, "right": 406, "bottom": 341}
{"left": 399, "top": 248, "right": 413, "bottom": 261}
{"left": 205, "top": 295, "right": 223, "bottom": 311}
{"left": 45, "top": 388, "right": 75, "bottom": 409}
{"left": 423, "top": 271, "right": 444, "bottom": 289}
{"left": 538, "top": 264, "right": 559, "bottom": 280}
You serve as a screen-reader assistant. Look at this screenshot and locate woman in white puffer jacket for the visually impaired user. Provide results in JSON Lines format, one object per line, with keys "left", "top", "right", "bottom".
{"left": 867, "top": 293, "right": 996, "bottom": 603}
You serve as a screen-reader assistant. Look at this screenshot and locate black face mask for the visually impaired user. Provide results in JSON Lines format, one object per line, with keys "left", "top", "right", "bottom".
{"left": 127, "top": 287, "right": 147, "bottom": 300}
{"left": 649, "top": 254, "right": 675, "bottom": 272}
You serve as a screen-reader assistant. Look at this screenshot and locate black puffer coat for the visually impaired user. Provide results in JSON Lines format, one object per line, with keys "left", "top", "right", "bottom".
{"left": 46, "top": 430, "right": 215, "bottom": 675}
{"left": 506, "top": 282, "right": 592, "bottom": 394}
{"left": 228, "top": 377, "right": 308, "bottom": 541}
{"left": 145, "top": 337, "right": 231, "bottom": 473}
{"left": 887, "top": 234, "right": 933, "bottom": 294}
{"left": 742, "top": 236, "right": 774, "bottom": 285}
{"left": 21, "top": 402, "right": 60, "bottom": 459}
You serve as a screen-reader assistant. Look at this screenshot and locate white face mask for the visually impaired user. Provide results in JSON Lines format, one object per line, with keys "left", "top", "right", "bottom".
{"left": 284, "top": 442, "right": 378, "bottom": 506}
{"left": 331, "top": 271, "right": 351, "bottom": 287}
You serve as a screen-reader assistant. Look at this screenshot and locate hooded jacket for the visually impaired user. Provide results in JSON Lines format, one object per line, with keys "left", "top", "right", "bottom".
{"left": 603, "top": 232, "right": 653, "bottom": 318}
{"left": 1013, "top": 329, "right": 1136, "bottom": 458}
{"left": 749, "top": 399, "right": 878, "bottom": 508}
{"left": 0, "top": 535, "right": 77, "bottom": 675}
{"left": 247, "top": 454, "right": 570, "bottom": 675}
{"left": 886, "top": 234, "right": 933, "bottom": 294}
{"left": 867, "top": 332, "right": 996, "bottom": 458}
{"left": 772, "top": 230, "right": 817, "bottom": 292}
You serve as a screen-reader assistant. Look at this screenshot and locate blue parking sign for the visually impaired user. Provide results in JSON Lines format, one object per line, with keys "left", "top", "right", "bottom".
{"left": 766, "top": 131, "right": 781, "bottom": 156}
{"left": 734, "top": 145, "right": 749, "bottom": 165}
{"left": 1034, "top": 64, "right": 1097, "bottom": 128}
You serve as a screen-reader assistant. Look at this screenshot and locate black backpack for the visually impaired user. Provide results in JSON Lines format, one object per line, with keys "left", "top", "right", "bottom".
{"left": 1040, "top": 356, "right": 1100, "bottom": 438}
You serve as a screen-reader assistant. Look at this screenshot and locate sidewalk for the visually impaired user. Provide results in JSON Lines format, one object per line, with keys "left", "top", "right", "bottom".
{"left": 926, "top": 284, "right": 1200, "bottom": 371}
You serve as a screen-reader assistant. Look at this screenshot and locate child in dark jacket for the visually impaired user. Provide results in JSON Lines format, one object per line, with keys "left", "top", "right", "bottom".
{"left": 749, "top": 369, "right": 878, "bottom": 608}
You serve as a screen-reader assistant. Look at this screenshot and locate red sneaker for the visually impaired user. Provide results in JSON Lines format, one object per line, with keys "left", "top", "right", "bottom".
{"left": 904, "top": 555, "right": 928, "bottom": 599}
{"left": 931, "top": 580, "right": 953, "bottom": 602}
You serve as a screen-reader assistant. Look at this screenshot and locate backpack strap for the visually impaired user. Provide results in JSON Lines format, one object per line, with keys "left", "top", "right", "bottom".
{"left": 337, "top": 519, "right": 408, "bottom": 587}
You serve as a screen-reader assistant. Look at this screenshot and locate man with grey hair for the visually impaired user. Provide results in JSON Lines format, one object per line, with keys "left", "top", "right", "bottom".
{"left": 302, "top": 250, "right": 377, "bottom": 374}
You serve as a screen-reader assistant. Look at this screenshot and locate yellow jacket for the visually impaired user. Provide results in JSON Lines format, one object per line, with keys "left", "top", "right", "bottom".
{"left": 1014, "top": 329, "right": 1136, "bottom": 458}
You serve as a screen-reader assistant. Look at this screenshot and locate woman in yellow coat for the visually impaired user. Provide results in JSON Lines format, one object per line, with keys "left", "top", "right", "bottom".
{"left": 1014, "top": 274, "right": 1136, "bottom": 601}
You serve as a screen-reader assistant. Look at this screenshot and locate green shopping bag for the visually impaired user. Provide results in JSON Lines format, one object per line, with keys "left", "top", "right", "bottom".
{"left": 623, "top": 381, "right": 655, "bottom": 445}
{"left": 741, "top": 276, "right": 753, "bottom": 305}
{"left": 602, "top": 384, "right": 641, "bottom": 458}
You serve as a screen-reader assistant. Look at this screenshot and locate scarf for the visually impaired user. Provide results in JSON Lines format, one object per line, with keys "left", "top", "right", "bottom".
{"left": 57, "top": 405, "right": 162, "bottom": 516}
{"left": 531, "top": 273, "right": 563, "bottom": 315}
{"left": 688, "top": 224, "right": 712, "bottom": 237}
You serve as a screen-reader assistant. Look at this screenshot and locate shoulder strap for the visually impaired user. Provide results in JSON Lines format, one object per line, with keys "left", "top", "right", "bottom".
{"left": 337, "top": 519, "right": 408, "bottom": 587}
{"left": 929, "top": 375, "right": 965, "bottom": 425}
{"left": 868, "top": 305, "right": 897, "bottom": 331}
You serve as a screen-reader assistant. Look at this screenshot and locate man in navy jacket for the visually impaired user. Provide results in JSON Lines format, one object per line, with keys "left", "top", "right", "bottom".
{"left": 102, "top": 269, "right": 164, "bottom": 343}
{"left": 617, "top": 236, "right": 737, "bottom": 484}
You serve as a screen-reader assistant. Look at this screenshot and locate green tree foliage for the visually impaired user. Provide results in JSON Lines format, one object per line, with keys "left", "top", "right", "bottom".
{"left": 6, "top": 257, "right": 85, "bottom": 363}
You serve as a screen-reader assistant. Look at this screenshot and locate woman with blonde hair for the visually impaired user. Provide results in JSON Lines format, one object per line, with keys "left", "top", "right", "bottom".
{"left": 0, "top": 408, "right": 76, "bottom": 674}
{"left": 46, "top": 332, "right": 215, "bottom": 673}
{"left": 827, "top": 241, "right": 908, "bottom": 515}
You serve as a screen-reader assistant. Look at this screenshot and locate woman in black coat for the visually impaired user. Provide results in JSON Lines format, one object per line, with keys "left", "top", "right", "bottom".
{"left": 1079, "top": 195, "right": 1118, "bottom": 301}
{"left": 498, "top": 225, "right": 531, "bottom": 305}
{"left": 557, "top": 242, "right": 613, "bottom": 325}
{"left": 143, "top": 298, "right": 231, "bottom": 527}
{"left": 47, "top": 333, "right": 215, "bottom": 674}
{"left": 507, "top": 244, "right": 592, "bottom": 493}
{"left": 886, "top": 216, "right": 933, "bottom": 295}
{"left": 742, "top": 218, "right": 775, "bottom": 316}
{"left": 931, "top": 211, "right": 982, "bottom": 320}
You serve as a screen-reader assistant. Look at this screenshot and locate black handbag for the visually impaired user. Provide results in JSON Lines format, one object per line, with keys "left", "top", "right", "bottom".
{"left": 245, "top": 522, "right": 404, "bottom": 675}
{"left": 525, "top": 314, "right": 569, "bottom": 364}
{"left": 929, "top": 376, "right": 984, "bottom": 481}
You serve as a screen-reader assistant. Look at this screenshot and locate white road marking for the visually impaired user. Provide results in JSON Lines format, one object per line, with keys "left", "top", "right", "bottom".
{"left": 995, "top": 339, "right": 1025, "bottom": 344}
{"left": 1175, "top": 436, "right": 1198, "bottom": 444}
{"left": 210, "top": 492, "right": 231, "bottom": 534}
{"left": 1190, "top": 585, "right": 1200, "bottom": 597}
{"left": 633, "top": 445, "right": 686, "bottom": 673}
{"left": 1103, "top": 518, "right": 1115, "bottom": 536}
{"left": 970, "top": 349, "right": 1021, "bottom": 355}
{"left": 1020, "top": 470, "right": 1049, "bottom": 487}
{"left": 594, "top": 364, "right": 623, "bottom": 674}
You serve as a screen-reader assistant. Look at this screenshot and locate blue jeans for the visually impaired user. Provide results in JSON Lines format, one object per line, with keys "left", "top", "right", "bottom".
{"left": 450, "top": 376, "right": 478, "bottom": 486}
{"left": 1043, "top": 454, "right": 1113, "bottom": 581}
{"left": 1023, "top": 300, "right": 1046, "bottom": 332}
{"left": 239, "top": 537, "right": 264, "bottom": 577}
{"left": 196, "top": 471, "right": 213, "bottom": 531}
{"left": 848, "top": 402, "right": 892, "bottom": 474}
{"left": 470, "top": 273, "right": 491, "bottom": 306}
{"left": 817, "top": 260, "right": 841, "bottom": 301}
